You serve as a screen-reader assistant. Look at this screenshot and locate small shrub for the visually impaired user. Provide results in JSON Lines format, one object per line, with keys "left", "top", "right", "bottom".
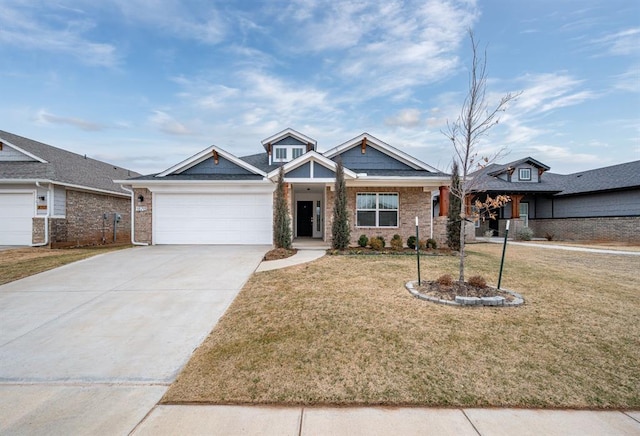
{"left": 418, "top": 239, "right": 427, "bottom": 250}
{"left": 369, "top": 237, "right": 384, "bottom": 251}
{"left": 407, "top": 236, "right": 417, "bottom": 249}
{"left": 436, "top": 274, "right": 454, "bottom": 286}
{"left": 390, "top": 234, "right": 403, "bottom": 251}
{"left": 358, "top": 234, "right": 369, "bottom": 247}
{"left": 517, "top": 227, "right": 534, "bottom": 241}
{"left": 426, "top": 238, "right": 437, "bottom": 249}
{"left": 468, "top": 275, "right": 487, "bottom": 288}
{"left": 377, "top": 235, "right": 386, "bottom": 248}
{"left": 544, "top": 232, "right": 554, "bottom": 241}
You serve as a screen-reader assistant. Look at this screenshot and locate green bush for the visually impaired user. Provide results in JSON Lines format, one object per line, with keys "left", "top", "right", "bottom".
{"left": 369, "top": 237, "right": 384, "bottom": 251}
{"left": 358, "top": 234, "right": 369, "bottom": 247}
{"left": 390, "top": 234, "right": 403, "bottom": 251}
{"left": 426, "top": 238, "right": 437, "bottom": 249}
{"left": 377, "top": 235, "right": 386, "bottom": 248}
{"left": 517, "top": 227, "right": 534, "bottom": 241}
{"left": 407, "top": 236, "right": 417, "bottom": 249}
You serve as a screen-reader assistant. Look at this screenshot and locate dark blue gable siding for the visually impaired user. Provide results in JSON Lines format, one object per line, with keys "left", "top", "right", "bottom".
{"left": 182, "top": 156, "right": 253, "bottom": 175}
{"left": 333, "top": 145, "right": 413, "bottom": 170}
{"left": 287, "top": 162, "right": 311, "bottom": 178}
{"left": 274, "top": 136, "right": 306, "bottom": 146}
{"left": 314, "top": 163, "right": 335, "bottom": 178}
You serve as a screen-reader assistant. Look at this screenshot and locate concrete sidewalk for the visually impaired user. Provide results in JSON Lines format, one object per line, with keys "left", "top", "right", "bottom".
{"left": 132, "top": 405, "right": 640, "bottom": 435}
{"left": 480, "top": 237, "right": 640, "bottom": 255}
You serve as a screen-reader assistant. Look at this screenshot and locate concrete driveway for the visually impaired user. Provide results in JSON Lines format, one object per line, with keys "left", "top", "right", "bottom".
{"left": 0, "top": 245, "right": 268, "bottom": 435}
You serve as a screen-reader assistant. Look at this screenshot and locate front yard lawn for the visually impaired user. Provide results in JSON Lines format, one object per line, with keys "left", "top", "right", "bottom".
{"left": 163, "top": 244, "right": 639, "bottom": 408}
{"left": 0, "top": 245, "right": 131, "bottom": 286}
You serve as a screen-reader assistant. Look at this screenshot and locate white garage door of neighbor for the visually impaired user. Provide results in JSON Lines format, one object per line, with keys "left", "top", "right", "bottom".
{"left": 154, "top": 193, "right": 273, "bottom": 244}
{"left": 0, "top": 193, "right": 34, "bottom": 245}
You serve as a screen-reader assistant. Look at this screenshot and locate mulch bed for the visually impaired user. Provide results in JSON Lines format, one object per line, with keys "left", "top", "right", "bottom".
{"left": 415, "top": 280, "right": 516, "bottom": 302}
{"left": 263, "top": 248, "right": 297, "bottom": 261}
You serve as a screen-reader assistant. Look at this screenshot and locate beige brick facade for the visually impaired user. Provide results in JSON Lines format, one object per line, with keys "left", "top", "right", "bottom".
{"left": 325, "top": 186, "right": 446, "bottom": 247}
{"left": 133, "top": 188, "right": 153, "bottom": 244}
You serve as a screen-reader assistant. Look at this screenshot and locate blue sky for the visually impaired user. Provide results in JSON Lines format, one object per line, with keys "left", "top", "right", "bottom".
{"left": 1, "top": 0, "right": 638, "bottom": 175}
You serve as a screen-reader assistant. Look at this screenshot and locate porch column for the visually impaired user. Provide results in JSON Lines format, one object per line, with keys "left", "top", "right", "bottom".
{"left": 439, "top": 186, "right": 449, "bottom": 216}
{"left": 511, "top": 194, "right": 523, "bottom": 218}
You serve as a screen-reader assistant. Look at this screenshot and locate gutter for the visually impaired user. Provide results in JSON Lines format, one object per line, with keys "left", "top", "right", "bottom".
{"left": 120, "top": 185, "right": 149, "bottom": 246}
{"left": 32, "top": 182, "right": 51, "bottom": 247}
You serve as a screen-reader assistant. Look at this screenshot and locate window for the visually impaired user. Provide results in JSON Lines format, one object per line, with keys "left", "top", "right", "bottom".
{"left": 519, "top": 202, "right": 529, "bottom": 227}
{"left": 356, "top": 193, "right": 398, "bottom": 227}
{"left": 519, "top": 168, "right": 531, "bottom": 181}
{"left": 275, "top": 147, "right": 287, "bottom": 160}
{"left": 292, "top": 148, "right": 304, "bottom": 159}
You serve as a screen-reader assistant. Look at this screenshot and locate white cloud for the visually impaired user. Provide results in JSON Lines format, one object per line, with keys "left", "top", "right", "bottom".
{"left": 148, "top": 111, "right": 193, "bottom": 136}
{"left": 35, "top": 110, "right": 105, "bottom": 131}
{"left": 591, "top": 28, "right": 640, "bottom": 57}
{"left": 384, "top": 109, "right": 423, "bottom": 128}
{"left": 111, "top": 0, "right": 227, "bottom": 44}
{"left": 512, "top": 73, "right": 596, "bottom": 114}
{"left": 0, "top": 3, "right": 118, "bottom": 67}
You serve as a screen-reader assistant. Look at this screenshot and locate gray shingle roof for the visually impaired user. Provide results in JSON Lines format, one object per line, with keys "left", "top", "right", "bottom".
{"left": 0, "top": 130, "right": 140, "bottom": 195}
{"left": 555, "top": 160, "right": 640, "bottom": 196}
{"left": 471, "top": 158, "right": 640, "bottom": 196}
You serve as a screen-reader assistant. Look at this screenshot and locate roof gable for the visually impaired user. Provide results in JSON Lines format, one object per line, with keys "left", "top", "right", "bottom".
{"left": 487, "top": 157, "right": 550, "bottom": 177}
{"left": 157, "top": 145, "right": 266, "bottom": 178}
{"left": 266, "top": 151, "right": 357, "bottom": 180}
{"left": 0, "top": 138, "right": 47, "bottom": 163}
{"left": 323, "top": 133, "right": 440, "bottom": 172}
{"left": 261, "top": 128, "right": 317, "bottom": 153}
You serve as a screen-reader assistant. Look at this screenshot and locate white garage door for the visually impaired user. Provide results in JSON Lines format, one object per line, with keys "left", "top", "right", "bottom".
{"left": 0, "top": 193, "right": 34, "bottom": 245}
{"left": 154, "top": 192, "right": 273, "bottom": 244}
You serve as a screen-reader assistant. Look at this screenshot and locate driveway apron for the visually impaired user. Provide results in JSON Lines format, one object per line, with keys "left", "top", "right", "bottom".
{"left": 0, "top": 245, "right": 268, "bottom": 435}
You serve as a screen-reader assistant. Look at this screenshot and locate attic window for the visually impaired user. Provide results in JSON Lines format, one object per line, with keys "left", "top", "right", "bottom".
{"left": 292, "top": 148, "right": 304, "bottom": 159}
{"left": 519, "top": 168, "right": 531, "bottom": 181}
{"left": 275, "top": 147, "right": 287, "bottom": 161}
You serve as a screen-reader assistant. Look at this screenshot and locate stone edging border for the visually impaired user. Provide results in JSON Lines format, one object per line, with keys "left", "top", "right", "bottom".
{"left": 405, "top": 281, "right": 525, "bottom": 307}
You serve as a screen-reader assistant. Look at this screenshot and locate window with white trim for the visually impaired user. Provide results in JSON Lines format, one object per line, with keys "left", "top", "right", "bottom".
{"left": 292, "top": 147, "right": 304, "bottom": 159}
{"left": 275, "top": 147, "right": 287, "bottom": 161}
{"left": 519, "top": 168, "right": 531, "bottom": 181}
{"left": 356, "top": 193, "right": 398, "bottom": 227}
{"left": 520, "top": 202, "right": 529, "bottom": 227}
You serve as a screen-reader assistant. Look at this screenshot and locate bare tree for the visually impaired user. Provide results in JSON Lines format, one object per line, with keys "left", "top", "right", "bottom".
{"left": 444, "top": 31, "right": 520, "bottom": 282}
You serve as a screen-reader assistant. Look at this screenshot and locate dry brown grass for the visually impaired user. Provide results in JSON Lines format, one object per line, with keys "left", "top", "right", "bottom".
{"left": 0, "top": 245, "right": 131, "bottom": 286}
{"left": 163, "top": 243, "right": 640, "bottom": 408}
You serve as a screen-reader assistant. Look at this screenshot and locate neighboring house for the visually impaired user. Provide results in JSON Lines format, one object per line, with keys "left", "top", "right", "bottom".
{"left": 0, "top": 130, "right": 139, "bottom": 247}
{"left": 470, "top": 157, "right": 640, "bottom": 242}
{"left": 119, "top": 128, "right": 451, "bottom": 246}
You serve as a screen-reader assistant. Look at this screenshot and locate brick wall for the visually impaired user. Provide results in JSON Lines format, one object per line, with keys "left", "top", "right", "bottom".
{"left": 58, "top": 190, "right": 131, "bottom": 247}
{"left": 32, "top": 218, "right": 45, "bottom": 244}
{"left": 133, "top": 188, "right": 152, "bottom": 244}
{"left": 529, "top": 217, "right": 640, "bottom": 243}
{"left": 325, "top": 186, "right": 435, "bottom": 246}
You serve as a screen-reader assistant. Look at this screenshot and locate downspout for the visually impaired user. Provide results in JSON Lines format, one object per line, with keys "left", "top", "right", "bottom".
{"left": 32, "top": 182, "right": 50, "bottom": 247}
{"left": 430, "top": 189, "right": 436, "bottom": 239}
{"left": 120, "top": 185, "right": 149, "bottom": 246}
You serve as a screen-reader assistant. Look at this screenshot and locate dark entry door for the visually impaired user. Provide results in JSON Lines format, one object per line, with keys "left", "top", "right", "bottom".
{"left": 297, "top": 201, "right": 313, "bottom": 237}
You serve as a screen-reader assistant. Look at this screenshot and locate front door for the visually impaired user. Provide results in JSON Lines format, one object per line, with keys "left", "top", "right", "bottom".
{"left": 297, "top": 201, "right": 313, "bottom": 237}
